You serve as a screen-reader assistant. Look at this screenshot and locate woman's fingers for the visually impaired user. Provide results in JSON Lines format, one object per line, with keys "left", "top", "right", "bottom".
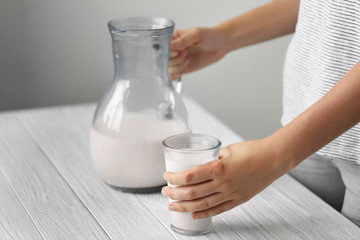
{"left": 169, "top": 51, "right": 188, "bottom": 66}
{"left": 168, "top": 50, "right": 190, "bottom": 80}
{"left": 168, "top": 192, "right": 228, "bottom": 213}
{"left": 170, "top": 51, "right": 179, "bottom": 58}
{"left": 168, "top": 62, "right": 189, "bottom": 80}
{"left": 163, "top": 159, "right": 222, "bottom": 186}
{"left": 193, "top": 200, "right": 238, "bottom": 219}
{"left": 171, "top": 28, "right": 201, "bottom": 50}
{"left": 169, "top": 73, "right": 182, "bottom": 81}
{"left": 171, "top": 29, "right": 185, "bottom": 41}
{"left": 162, "top": 179, "right": 216, "bottom": 201}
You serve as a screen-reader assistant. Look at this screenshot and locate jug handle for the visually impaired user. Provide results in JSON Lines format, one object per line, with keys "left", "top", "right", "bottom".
{"left": 172, "top": 77, "right": 182, "bottom": 94}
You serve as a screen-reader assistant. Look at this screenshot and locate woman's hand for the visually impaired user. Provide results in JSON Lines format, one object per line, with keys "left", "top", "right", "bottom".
{"left": 162, "top": 138, "right": 287, "bottom": 219}
{"left": 168, "top": 0, "right": 300, "bottom": 80}
{"left": 169, "top": 27, "right": 228, "bottom": 80}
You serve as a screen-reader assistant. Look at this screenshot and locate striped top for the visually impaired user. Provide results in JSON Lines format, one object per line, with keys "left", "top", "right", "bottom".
{"left": 281, "top": 0, "right": 360, "bottom": 164}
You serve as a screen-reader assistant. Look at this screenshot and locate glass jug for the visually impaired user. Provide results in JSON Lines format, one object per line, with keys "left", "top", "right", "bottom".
{"left": 90, "top": 17, "right": 190, "bottom": 188}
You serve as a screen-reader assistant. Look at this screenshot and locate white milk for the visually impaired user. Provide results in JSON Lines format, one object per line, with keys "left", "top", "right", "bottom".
{"left": 165, "top": 149, "right": 218, "bottom": 234}
{"left": 90, "top": 113, "right": 188, "bottom": 188}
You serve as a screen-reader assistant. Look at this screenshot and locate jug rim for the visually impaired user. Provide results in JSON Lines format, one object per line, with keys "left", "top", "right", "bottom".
{"left": 108, "top": 17, "right": 175, "bottom": 36}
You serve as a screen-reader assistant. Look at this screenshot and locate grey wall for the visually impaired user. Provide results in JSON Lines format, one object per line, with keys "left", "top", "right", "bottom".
{"left": 0, "top": 0, "right": 292, "bottom": 140}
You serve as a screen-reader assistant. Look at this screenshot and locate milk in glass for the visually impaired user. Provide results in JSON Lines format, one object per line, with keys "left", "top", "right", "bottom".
{"left": 165, "top": 150, "right": 216, "bottom": 233}
{"left": 163, "top": 134, "right": 221, "bottom": 235}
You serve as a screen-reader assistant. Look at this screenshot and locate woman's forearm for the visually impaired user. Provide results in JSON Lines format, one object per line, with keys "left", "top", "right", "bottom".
{"left": 269, "top": 61, "right": 360, "bottom": 171}
{"left": 215, "top": 0, "right": 300, "bottom": 52}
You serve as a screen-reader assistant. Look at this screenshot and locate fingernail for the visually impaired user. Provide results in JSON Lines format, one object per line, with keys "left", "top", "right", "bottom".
{"left": 168, "top": 203, "right": 177, "bottom": 211}
{"left": 170, "top": 51, "right": 179, "bottom": 57}
{"left": 171, "top": 40, "right": 180, "bottom": 48}
{"left": 192, "top": 213, "right": 198, "bottom": 219}
{"left": 161, "top": 187, "right": 166, "bottom": 195}
{"left": 183, "top": 59, "right": 190, "bottom": 66}
{"left": 163, "top": 172, "right": 170, "bottom": 180}
{"left": 171, "top": 74, "right": 181, "bottom": 80}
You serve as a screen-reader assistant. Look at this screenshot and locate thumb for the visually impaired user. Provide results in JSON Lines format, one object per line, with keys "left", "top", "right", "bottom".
{"left": 171, "top": 28, "right": 201, "bottom": 50}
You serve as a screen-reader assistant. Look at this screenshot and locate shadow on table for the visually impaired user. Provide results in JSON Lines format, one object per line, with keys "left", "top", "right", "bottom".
{"left": 108, "top": 184, "right": 166, "bottom": 194}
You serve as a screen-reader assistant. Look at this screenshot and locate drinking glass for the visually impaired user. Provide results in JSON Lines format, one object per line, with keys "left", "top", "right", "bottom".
{"left": 163, "top": 133, "right": 221, "bottom": 235}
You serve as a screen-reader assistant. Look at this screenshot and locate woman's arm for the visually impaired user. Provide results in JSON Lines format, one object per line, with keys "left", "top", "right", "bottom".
{"left": 163, "top": 61, "right": 360, "bottom": 219}
{"left": 216, "top": 0, "right": 300, "bottom": 52}
{"left": 272, "top": 61, "right": 360, "bottom": 169}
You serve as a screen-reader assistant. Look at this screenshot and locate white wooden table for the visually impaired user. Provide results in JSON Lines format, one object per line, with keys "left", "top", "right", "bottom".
{"left": 0, "top": 96, "right": 359, "bottom": 240}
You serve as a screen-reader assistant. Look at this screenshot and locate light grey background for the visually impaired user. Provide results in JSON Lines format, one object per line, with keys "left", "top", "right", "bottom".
{"left": 0, "top": 0, "right": 292, "bottom": 140}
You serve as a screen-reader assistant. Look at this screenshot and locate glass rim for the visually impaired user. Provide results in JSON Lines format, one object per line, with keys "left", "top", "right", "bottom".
{"left": 108, "top": 17, "right": 175, "bottom": 34}
{"left": 162, "top": 133, "right": 222, "bottom": 153}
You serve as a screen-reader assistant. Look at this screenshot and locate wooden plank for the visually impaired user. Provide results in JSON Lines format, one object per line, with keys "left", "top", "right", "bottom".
{"left": 218, "top": 198, "right": 309, "bottom": 240}
{"left": 0, "top": 114, "right": 109, "bottom": 240}
{"left": 16, "top": 107, "right": 176, "bottom": 239}
{"left": 129, "top": 188, "right": 244, "bottom": 240}
{"left": 265, "top": 175, "right": 360, "bottom": 239}
{"left": 13, "top": 96, "right": 360, "bottom": 239}
{"left": 0, "top": 169, "right": 44, "bottom": 240}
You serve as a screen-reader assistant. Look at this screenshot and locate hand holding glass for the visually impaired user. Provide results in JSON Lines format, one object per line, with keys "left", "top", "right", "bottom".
{"left": 162, "top": 133, "right": 221, "bottom": 235}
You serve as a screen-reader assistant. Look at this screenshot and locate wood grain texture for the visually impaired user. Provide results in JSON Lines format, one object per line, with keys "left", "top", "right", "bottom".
{"left": 128, "top": 187, "right": 245, "bottom": 240}
{"left": 16, "top": 107, "right": 176, "bottom": 239}
{"left": 1, "top": 95, "right": 359, "bottom": 239}
{"left": 37, "top": 97, "right": 360, "bottom": 239}
{"left": 267, "top": 175, "right": 360, "bottom": 239}
{"left": 0, "top": 169, "right": 43, "bottom": 240}
{"left": 15, "top": 96, "right": 360, "bottom": 239}
{"left": 0, "top": 114, "right": 109, "bottom": 240}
